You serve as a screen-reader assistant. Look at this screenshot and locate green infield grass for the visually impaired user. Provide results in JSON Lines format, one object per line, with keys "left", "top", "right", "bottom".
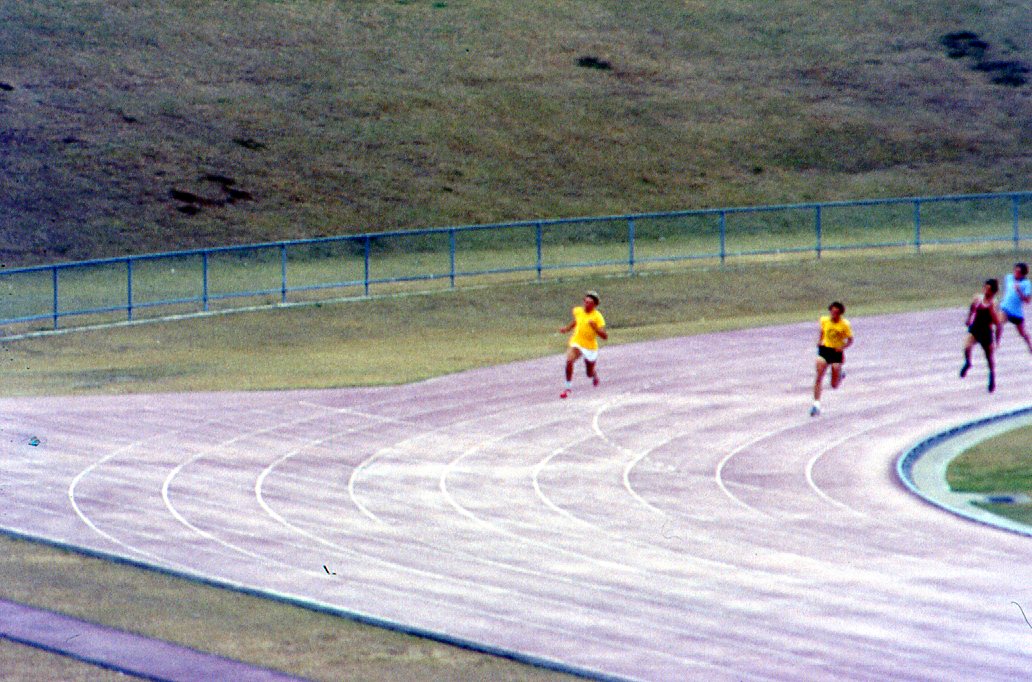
{"left": 947, "top": 423, "right": 1032, "bottom": 527}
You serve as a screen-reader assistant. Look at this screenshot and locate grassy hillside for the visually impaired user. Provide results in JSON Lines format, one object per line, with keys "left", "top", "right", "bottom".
{"left": 1, "top": 0, "right": 1029, "bottom": 265}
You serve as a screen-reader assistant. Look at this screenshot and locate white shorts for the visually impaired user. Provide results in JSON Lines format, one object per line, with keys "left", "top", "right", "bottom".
{"left": 570, "top": 344, "right": 599, "bottom": 362}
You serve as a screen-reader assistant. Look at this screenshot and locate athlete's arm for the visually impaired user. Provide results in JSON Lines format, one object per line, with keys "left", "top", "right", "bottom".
{"left": 841, "top": 336, "right": 854, "bottom": 352}
{"left": 590, "top": 321, "right": 608, "bottom": 340}
{"left": 1021, "top": 282, "right": 1032, "bottom": 303}
{"left": 559, "top": 319, "right": 576, "bottom": 334}
{"left": 993, "top": 303, "right": 1005, "bottom": 343}
{"left": 966, "top": 297, "right": 978, "bottom": 326}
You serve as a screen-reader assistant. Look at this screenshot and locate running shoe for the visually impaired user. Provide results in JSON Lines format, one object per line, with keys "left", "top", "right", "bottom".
{"left": 809, "top": 405, "right": 820, "bottom": 417}
{"left": 960, "top": 361, "right": 970, "bottom": 378}
{"left": 592, "top": 374, "right": 600, "bottom": 387}
{"left": 560, "top": 389, "right": 571, "bottom": 399}
{"left": 988, "top": 374, "right": 995, "bottom": 393}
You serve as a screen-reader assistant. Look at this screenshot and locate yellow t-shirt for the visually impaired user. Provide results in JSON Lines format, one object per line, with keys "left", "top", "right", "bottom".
{"left": 819, "top": 315, "right": 853, "bottom": 351}
{"left": 569, "top": 306, "right": 606, "bottom": 350}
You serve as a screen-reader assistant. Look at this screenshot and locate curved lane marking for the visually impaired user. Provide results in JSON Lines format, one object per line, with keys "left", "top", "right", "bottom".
{"left": 802, "top": 418, "right": 913, "bottom": 517}
{"left": 161, "top": 409, "right": 333, "bottom": 561}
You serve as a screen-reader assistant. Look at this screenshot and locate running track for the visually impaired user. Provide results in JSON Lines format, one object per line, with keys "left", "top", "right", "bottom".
{"left": 1, "top": 309, "right": 1030, "bottom": 680}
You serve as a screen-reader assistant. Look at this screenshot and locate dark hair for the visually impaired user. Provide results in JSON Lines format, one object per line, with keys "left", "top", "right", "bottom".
{"left": 1017, "top": 262, "right": 1029, "bottom": 277}
{"left": 986, "top": 278, "right": 999, "bottom": 294}
{"left": 828, "top": 301, "right": 845, "bottom": 314}
{"left": 585, "top": 291, "right": 600, "bottom": 304}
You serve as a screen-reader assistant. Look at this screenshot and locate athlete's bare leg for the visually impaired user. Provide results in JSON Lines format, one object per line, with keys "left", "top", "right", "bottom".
{"left": 585, "top": 359, "right": 600, "bottom": 386}
{"left": 960, "top": 334, "right": 976, "bottom": 377}
{"left": 983, "top": 343, "right": 997, "bottom": 392}
{"left": 1014, "top": 319, "right": 1032, "bottom": 353}
{"left": 565, "top": 346, "right": 582, "bottom": 383}
{"left": 829, "top": 363, "right": 844, "bottom": 389}
{"left": 813, "top": 357, "right": 829, "bottom": 402}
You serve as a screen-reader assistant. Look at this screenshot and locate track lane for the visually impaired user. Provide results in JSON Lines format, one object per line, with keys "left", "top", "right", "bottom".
{"left": 1, "top": 309, "right": 1030, "bottom": 680}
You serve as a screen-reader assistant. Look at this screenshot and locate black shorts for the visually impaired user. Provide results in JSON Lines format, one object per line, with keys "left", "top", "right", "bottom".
{"left": 968, "top": 325, "right": 994, "bottom": 350}
{"left": 1006, "top": 313, "right": 1025, "bottom": 326}
{"left": 817, "top": 345, "right": 844, "bottom": 365}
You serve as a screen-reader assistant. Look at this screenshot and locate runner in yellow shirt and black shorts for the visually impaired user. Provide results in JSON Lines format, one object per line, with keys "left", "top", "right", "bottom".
{"left": 811, "top": 301, "right": 853, "bottom": 417}
{"left": 559, "top": 291, "right": 608, "bottom": 399}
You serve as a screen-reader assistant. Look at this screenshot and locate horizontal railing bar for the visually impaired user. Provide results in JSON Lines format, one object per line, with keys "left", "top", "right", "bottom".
{"left": 452, "top": 265, "right": 538, "bottom": 277}
{"left": 0, "top": 312, "right": 55, "bottom": 325}
{"left": 131, "top": 296, "right": 204, "bottom": 309}
{"left": 286, "top": 281, "right": 366, "bottom": 294}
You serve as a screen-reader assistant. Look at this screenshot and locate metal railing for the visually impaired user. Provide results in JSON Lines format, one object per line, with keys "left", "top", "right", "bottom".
{"left": 2, "top": 191, "right": 1029, "bottom": 333}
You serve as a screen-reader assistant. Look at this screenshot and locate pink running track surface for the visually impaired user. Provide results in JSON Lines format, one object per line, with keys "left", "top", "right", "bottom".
{"left": 1, "top": 310, "right": 1030, "bottom": 680}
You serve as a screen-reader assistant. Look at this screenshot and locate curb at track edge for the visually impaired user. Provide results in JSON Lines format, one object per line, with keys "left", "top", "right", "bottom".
{"left": 895, "top": 404, "right": 1032, "bottom": 539}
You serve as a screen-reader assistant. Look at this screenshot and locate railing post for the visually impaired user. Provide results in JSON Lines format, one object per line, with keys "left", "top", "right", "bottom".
{"left": 815, "top": 205, "right": 822, "bottom": 259}
{"left": 202, "top": 251, "right": 209, "bottom": 312}
{"left": 126, "top": 258, "right": 133, "bottom": 321}
{"left": 913, "top": 199, "right": 921, "bottom": 253}
{"left": 628, "top": 218, "right": 636, "bottom": 275}
{"left": 280, "top": 244, "right": 288, "bottom": 303}
{"left": 1013, "top": 195, "right": 1021, "bottom": 251}
{"left": 535, "top": 222, "right": 543, "bottom": 281}
{"left": 363, "top": 236, "right": 371, "bottom": 297}
{"left": 719, "top": 211, "right": 727, "bottom": 264}
{"left": 449, "top": 229, "right": 456, "bottom": 288}
{"left": 52, "top": 266, "right": 59, "bottom": 330}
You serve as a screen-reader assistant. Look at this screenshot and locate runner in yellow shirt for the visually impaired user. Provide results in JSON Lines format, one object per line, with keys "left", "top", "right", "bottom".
{"left": 811, "top": 301, "right": 853, "bottom": 417}
{"left": 558, "top": 291, "right": 608, "bottom": 399}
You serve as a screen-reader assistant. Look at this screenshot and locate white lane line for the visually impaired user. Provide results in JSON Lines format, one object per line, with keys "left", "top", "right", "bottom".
{"left": 347, "top": 399, "right": 556, "bottom": 524}
{"left": 257, "top": 421, "right": 390, "bottom": 529}
{"left": 67, "top": 412, "right": 214, "bottom": 566}
{"left": 255, "top": 432, "right": 738, "bottom": 674}
{"left": 713, "top": 421, "right": 804, "bottom": 518}
{"left": 161, "top": 408, "right": 333, "bottom": 561}
{"left": 803, "top": 420, "right": 910, "bottom": 516}
{"left": 438, "top": 404, "right": 741, "bottom": 574}
{"left": 590, "top": 398, "right": 669, "bottom": 518}
{"left": 347, "top": 448, "right": 394, "bottom": 525}
{"left": 438, "top": 415, "right": 655, "bottom": 574}
{"left": 530, "top": 439, "right": 597, "bottom": 527}
{"left": 69, "top": 442, "right": 169, "bottom": 561}
{"left": 297, "top": 400, "right": 417, "bottom": 426}
{"left": 258, "top": 417, "right": 745, "bottom": 640}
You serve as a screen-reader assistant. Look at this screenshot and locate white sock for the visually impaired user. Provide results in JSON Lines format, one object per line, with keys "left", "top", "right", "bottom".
{"left": 813, "top": 400, "right": 821, "bottom": 408}
{"left": 565, "top": 381, "right": 572, "bottom": 389}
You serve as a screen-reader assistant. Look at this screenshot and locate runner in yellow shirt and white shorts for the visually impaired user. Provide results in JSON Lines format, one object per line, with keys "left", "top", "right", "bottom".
{"left": 559, "top": 291, "right": 608, "bottom": 399}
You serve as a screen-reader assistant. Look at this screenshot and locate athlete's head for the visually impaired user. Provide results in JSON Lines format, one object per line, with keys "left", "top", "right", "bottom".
{"left": 985, "top": 278, "right": 999, "bottom": 296}
{"left": 1015, "top": 262, "right": 1029, "bottom": 279}
{"left": 584, "top": 291, "right": 600, "bottom": 311}
{"left": 828, "top": 301, "right": 845, "bottom": 321}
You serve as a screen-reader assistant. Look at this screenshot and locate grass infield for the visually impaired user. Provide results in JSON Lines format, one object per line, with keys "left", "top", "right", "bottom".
{"left": 947, "top": 424, "right": 1032, "bottom": 527}
{"left": 1, "top": 249, "right": 1030, "bottom": 679}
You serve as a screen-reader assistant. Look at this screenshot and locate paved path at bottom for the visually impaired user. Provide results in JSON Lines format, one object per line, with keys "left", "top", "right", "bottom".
{"left": 0, "top": 599, "right": 307, "bottom": 682}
